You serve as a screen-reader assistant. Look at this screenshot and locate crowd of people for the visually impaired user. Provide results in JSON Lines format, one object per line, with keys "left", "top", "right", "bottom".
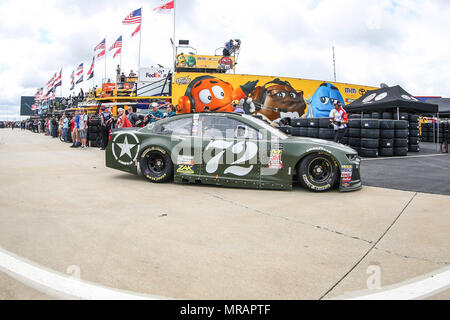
{"left": 17, "top": 101, "right": 178, "bottom": 150}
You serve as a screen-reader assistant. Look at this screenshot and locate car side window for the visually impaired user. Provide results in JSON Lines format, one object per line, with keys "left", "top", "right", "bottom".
{"left": 200, "top": 116, "right": 260, "bottom": 140}
{"left": 156, "top": 117, "right": 192, "bottom": 136}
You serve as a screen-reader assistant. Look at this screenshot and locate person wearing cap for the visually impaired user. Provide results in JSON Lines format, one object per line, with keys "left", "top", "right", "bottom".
{"left": 100, "top": 106, "right": 112, "bottom": 150}
{"left": 329, "top": 101, "right": 348, "bottom": 144}
{"left": 148, "top": 102, "right": 163, "bottom": 123}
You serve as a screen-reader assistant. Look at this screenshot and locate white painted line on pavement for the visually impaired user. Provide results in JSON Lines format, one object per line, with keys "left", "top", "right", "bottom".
{"left": 0, "top": 247, "right": 169, "bottom": 300}
{"left": 332, "top": 267, "right": 450, "bottom": 300}
{"left": 362, "top": 153, "right": 449, "bottom": 161}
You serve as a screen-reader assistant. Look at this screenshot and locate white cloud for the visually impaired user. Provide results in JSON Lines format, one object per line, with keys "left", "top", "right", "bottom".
{"left": 0, "top": 0, "right": 449, "bottom": 112}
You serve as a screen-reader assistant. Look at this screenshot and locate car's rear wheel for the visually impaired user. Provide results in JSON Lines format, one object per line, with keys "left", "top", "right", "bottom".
{"left": 140, "top": 147, "right": 173, "bottom": 183}
{"left": 298, "top": 153, "right": 338, "bottom": 192}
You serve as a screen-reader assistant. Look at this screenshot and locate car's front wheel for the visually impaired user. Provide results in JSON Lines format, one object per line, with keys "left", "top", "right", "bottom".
{"left": 298, "top": 153, "right": 338, "bottom": 192}
{"left": 140, "top": 147, "right": 173, "bottom": 183}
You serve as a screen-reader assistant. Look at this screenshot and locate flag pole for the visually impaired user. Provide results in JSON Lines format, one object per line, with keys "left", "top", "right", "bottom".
{"left": 104, "top": 48, "right": 107, "bottom": 84}
{"left": 172, "top": 0, "right": 176, "bottom": 83}
{"left": 138, "top": 7, "right": 142, "bottom": 73}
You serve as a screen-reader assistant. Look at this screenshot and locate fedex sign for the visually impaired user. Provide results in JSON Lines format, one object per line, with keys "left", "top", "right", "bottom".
{"left": 139, "top": 67, "right": 171, "bottom": 82}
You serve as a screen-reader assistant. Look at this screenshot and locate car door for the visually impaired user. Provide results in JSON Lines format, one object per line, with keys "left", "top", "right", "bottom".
{"left": 153, "top": 115, "right": 201, "bottom": 178}
{"left": 198, "top": 114, "right": 260, "bottom": 187}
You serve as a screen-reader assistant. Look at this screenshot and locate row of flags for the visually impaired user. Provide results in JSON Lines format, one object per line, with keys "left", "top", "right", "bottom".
{"left": 33, "top": 1, "right": 175, "bottom": 108}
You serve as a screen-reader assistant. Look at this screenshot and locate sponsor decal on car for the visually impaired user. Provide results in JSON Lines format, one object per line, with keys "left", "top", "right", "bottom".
{"left": 177, "top": 155, "right": 195, "bottom": 165}
{"left": 341, "top": 164, "right": 353, "bottom": 187}
{"left": 268, "top": 149, "right": 283, "bottom": 169}
{"left": 177, "top": 164, "right": 195, "bottom": 174}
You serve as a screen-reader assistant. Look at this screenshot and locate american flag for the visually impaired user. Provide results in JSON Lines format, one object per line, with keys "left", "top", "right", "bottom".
{"left": 97, "top": 50, "right": 105, "bottom": 58}
{"left": 122, "top": 8, "right": 141, "bottom": 24}
{"left": 153, "top": 1, "right": 174, "bottom": 14}
{"left": 113, "top": 48, "right": 121, "bottom": 59}
{"left": 76, "top": 63, "right": 83, "bottom": 77}
{"left": 87, "top": 57, "right": 95, "bottom": 76}
{"left": 54, "top": 69, "right": 62, "bottom": 87}
{"left": 109, "top": 35, "right": 122, "bottom": 51}
{"left": 94, "top": 39, "right": 105, "bottom": 51}
{"left": 131, "top": 24, "right": 141, "bottom": 37}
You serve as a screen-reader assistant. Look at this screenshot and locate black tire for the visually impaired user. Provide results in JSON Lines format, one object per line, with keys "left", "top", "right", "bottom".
{"left": 360, "top": 138, "right": 379, "bottom": 149}
{"left": 298, "top": 153, "right": 339, "bottom": 192}
{"left": 380, "top": 120, "right": 395, "bottom": 129}
{"left": 307, "top": 127, "right": 319, "bottom": 138}
{"left": 361, "top": 129, "right": 380, "bottom": 139}
{"left": 409, "top": 123, "right": 419, "bottom": 130}
{"left": 291, "top": 118, "right": 308, "bottom": 127}
{"left": 408, "top": 144, "right": 420, "bottom": 152}
{"left": 361, "top": 119, "right": 380, "bottom": 129}
{"left": 279, "top": 126, "right": 292, "bottom": 135}
{"left": 409, "top": 137, "right": 419, "bottom": 144}
{"left": 290, "top": 127, "right": 301, "bottom": 136}
{"left": 394, "top": 147, "right": 408, "bottom": 156}
{"left": 395, "top": 112, "right": 409, "bottom": 121}
{"left": 409, "top": 129, "right": 420, "bottom": 137}
{"left": 89, "top": 132, "right": 98, "bottom": 140}
{"left": 359, "top": 147, "right": 378, "bottom": 158}
{"left": 341, "top": 137, "right": 349, "bottom": 145}
{"left": 319, "top": 128, "right": 335, "bottom": 140}
{"left": 382, "top": 112, "right": 393, "bottom": 119}
{"left": 371, "top": 112, "right": 381, "bottom": 119}
{"left": 348, "top": 119, "right": 361, "bottom": 128}
{"left": 380, "top": 139, "right": 394, "bottom": 148}
{"left": 308, "top": 119, "right": 319, "bottom": 128}
{"left": 363, "top": 114, "right": 372, "bottom": 119}
{"left": 89, "top": 126, "right": 99, "bottom": 134}
{"left": 89, "top": 119, "right": 101, "bottom": 126}
{"left": 349, "top": 114, "right": 362, "bottom": 119}
{"left": 139, "top": 147, "right": 174, "bottom": 183}
{"left": 379, "top": 147, "right": 394, "bottom": 157}
{"left": 348, "top": 128, "right": 361, "bottom": 138}
{"left": 319, "top": 118, "right": 332, "bottom": 128}
{"left": 409, "top": 114, "right": 419, "bottom": 122}
{"left": 299, "top": 127, "right": 308, "bottom": 137}
{"left": 349, "top": 137, "right": 361, "bottom": 147}
{"left": 394, "top": 138, "right": 408, "bottom": 147}
{"left": 394, "top": 120, "right": 408, "bottom": 129}
{"left": 395, "top": 129, "right": 408, "bottom": 138}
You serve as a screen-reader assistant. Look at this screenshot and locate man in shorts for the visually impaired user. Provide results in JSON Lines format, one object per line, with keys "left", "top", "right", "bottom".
{"left": 79, "top": 108, "right": 88, "bottom": 149}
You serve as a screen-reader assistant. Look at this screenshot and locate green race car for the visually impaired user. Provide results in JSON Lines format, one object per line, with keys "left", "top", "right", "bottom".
{"left": 105, "top": 113, "right": 362, "bottom": 192}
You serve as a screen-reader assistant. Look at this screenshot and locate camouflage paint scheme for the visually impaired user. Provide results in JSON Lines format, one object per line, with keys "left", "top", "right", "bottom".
{"left": 105, "top": 113, "right": 362, "bottom": 192}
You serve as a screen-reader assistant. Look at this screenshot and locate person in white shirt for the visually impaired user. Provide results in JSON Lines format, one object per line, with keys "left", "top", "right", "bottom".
{"left": 329, "top": 101, "right": 349, "bottom": 143}
{"left": 78, "top": 109, "right": 88, "bottom": 149}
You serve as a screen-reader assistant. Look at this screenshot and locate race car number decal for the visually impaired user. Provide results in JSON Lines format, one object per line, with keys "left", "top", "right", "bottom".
{"left": 205, "top": 140, "right": 258, "bottom": 176}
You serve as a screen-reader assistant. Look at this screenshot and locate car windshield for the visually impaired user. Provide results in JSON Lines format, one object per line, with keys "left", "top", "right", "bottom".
{"left": 242, "top": 114, "right": 288, "bottom": 140}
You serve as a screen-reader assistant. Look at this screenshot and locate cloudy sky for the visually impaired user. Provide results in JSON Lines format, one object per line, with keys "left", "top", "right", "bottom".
{"left": 1, "top": 0, "right": 449, "bottom": 119}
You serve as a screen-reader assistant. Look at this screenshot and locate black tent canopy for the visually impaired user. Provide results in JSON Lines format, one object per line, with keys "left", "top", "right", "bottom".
{"left": 423, "top": 98, "right": 450, "bottom": 117}
{"left": 346, "top": 85, "right": 439, "bottom": 114}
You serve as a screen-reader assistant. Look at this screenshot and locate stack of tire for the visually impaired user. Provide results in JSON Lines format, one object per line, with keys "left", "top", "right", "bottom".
{"left": 421, "top": 123, "right": 432, "bottom": 142}
{"left": 408, "top": 114, "right": 420, "bottom": 152}
{"left": 88, "top": 118, "right": 102, "bottom": 148}
{"left": 290, "top": 118, "right": 335, "bottom": 141}
{"left": 393, "top": 120, "right": 408, "bottom": 156}
{"left": 359, "top": 119, "right": 380, "bottom": 158}
{"left": 347, "top": 118, "right": 361, "bottom": 153}
{"left": 379, "top": 119, "right": 395, "bottom": 157}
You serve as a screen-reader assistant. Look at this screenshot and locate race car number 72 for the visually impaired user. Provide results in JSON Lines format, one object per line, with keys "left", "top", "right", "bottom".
{"left": 204, "top": 140, "right": 258, "bottom": 177}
